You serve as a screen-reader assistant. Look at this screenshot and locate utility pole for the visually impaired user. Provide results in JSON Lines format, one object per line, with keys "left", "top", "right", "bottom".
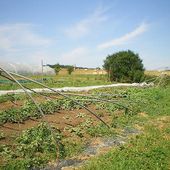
{"left": 41, "top": 60, "right": 44, "bottom": 82}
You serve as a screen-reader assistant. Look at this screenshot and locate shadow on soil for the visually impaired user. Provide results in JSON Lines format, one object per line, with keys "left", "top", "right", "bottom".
{"left": 39, "top": 127, "right": 140, "bottom": 170}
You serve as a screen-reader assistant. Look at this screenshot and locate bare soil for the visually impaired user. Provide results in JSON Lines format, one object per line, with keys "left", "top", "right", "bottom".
{"left": 0, "top": 105, "right": 112, "bottom": 145}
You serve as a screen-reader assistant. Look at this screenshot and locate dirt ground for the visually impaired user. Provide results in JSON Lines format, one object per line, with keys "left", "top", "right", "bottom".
{"left": 0, "top": 103, "right": 112, "bottom": 145}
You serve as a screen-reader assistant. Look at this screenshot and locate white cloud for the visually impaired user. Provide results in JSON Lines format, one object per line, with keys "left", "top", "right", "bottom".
{"left": 0, "top": 23, "right": 53, "bottom": 66}
{"left": 59, "top": 47, "right": 88, "bottom": 65}
{"left": 0, "top": 23, "right": 51, "bottom": 51}
{"left": 98, "top": 22, "right": 149, "bottom": 49}
{"left": 65, "top": 6, "right": 108, "bottom": 38}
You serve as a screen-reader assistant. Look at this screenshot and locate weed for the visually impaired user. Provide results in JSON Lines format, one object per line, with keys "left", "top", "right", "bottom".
{"left": 87, "top": 123, "right": 115, "bottom": 137}
{"left": 76, "top": 112, "right": 86, "bottom": 118}
{"left": 0, "top": 123, "right": 65, "bottom": 169}
{"left": 82, "top": 122, "right": 170, "bottom": 170}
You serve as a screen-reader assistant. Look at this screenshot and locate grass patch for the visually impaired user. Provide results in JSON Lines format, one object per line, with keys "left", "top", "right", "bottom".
{"left": 1, "top": 83, "right": 170, "bottom": 169}
{"left": 82, "top": 118, "right": 170, "bottom": 170}
{"left": 81, "top": 85, "right": 170, "bottom": 170}
{"left": 0, "top": 74, "right": 110, "bottom": 90}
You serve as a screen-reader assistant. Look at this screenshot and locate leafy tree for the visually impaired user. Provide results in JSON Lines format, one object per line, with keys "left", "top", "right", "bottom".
{"left": 67, "top": 66, "right": 74, "bottom": 75}
{"left": 54, "top": 64, "right": 61, "bottom": 75}
{"left": 103, "top": 50, "right": 145, "bottom": 82}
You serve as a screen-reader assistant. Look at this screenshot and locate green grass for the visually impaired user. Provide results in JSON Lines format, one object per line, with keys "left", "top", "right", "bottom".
{"left": 0, "top": 74, "right": 110, "bottom": 90}
{"left": 81, "top": 85, "right": 170, "bottom": 170}
{"left": 0, "top": 94, "right": 19, "bottom": 103}
{"left": 93, "top": 85, "right": 170, "bottom": 116}
{"left": 82, "top": 124, "right": 170, "bottom": 170}
{"left": 0, "top": 82, "right": 170, "bottom": 169}
{"left": 0, "top": 122, "right": 67, "bottom": 170}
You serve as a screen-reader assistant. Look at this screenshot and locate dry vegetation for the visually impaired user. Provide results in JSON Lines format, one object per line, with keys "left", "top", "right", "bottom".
{"left": 145, "top": 70, "right": 170, "bottom": 76}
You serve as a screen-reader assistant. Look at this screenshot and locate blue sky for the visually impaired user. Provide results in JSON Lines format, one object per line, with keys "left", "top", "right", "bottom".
{"left": 0, "top": 0, "right": 170, "bottom": 69}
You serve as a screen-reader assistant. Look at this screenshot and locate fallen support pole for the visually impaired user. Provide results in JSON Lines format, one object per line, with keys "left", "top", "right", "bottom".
{"left": 0, "top": 73, "right": 52, "bottom": 101}
{"left": 0, "top": 69, "right": 110, "bottom": 128}
{"left": 62, "top": 93, "right": 129, "bottom": 110}
{"left": 0, "top": 68, "right": 44, "bottom": 117}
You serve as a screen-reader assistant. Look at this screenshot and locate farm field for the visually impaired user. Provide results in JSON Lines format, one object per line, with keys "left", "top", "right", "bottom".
{"left": 0, "top": 77, "right": 170, "bottom": 169}
{"left": 1, "top": 0, "right": 170, "bottom": 169}
{"left": 145, "top": 70, "right": 170, "bottom": 76}
{"left": 0, "top": 73, "right": 110, "bottom": 91}
{"left": 1, "top": 69, "right": 170, "bottom": 91}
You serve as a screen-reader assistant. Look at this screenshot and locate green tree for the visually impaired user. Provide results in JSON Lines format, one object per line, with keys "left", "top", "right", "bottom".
{"left": 54, "top": 64, "right": 61, "bottom": 75}
{"left": 67, "top": 66, "right": 74, "bottom": 75}
{"left": 103, "top": 50, "right": 145, "bottom": 82}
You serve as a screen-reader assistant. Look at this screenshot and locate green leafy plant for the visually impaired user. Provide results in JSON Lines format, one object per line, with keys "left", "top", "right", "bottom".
{"left": 0, "top": 94, "right": 21, "bottom": 104}
{"left": 69, "top": 126, "right": 84, "bottom": 138}
{"left": 67, "top": 65, "right": 74, "bottom": 75}
{"left": 76, "top": 112, "right": 86, "bottom": 118}
{"left": 87, "top": 123, "right": 114, "bottom": 137}
{"left": 53, "top": 63, "right": 61, "bottom": 75}
{"left": 1, "top": 123, "right": 65, "bottom": 169}
{"left": 0, "top": 131, "right": 5, "bottom": 140}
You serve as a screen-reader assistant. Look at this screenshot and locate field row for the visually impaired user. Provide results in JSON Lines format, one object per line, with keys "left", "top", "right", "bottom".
{"left": 0, "top": 85, "right": 170, "bottom": 169}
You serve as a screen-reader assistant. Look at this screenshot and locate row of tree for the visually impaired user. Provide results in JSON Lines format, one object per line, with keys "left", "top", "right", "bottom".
{"left": 49, "top": 64, "right": 74, "bottom": 75}
{"left": 50, "top": 50, "right": 145, "bottom": 83}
